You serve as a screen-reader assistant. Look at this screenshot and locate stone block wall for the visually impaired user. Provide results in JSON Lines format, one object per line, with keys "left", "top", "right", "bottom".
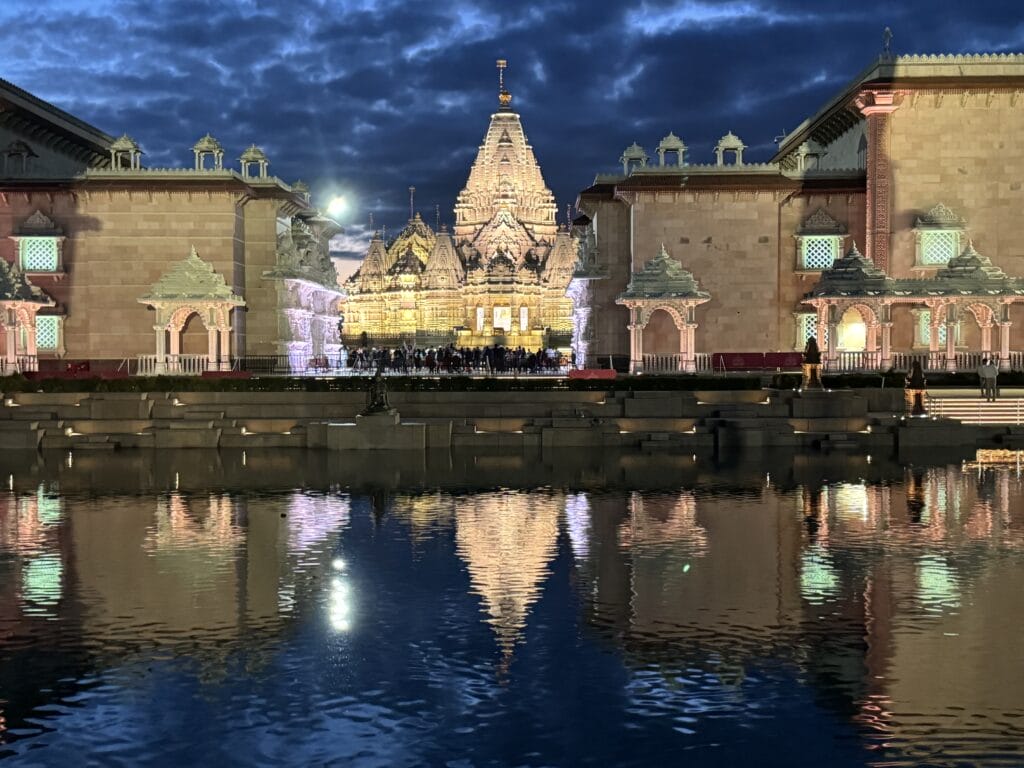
{"left": 889, "top": 93, "right": 1024, "bottom": 346}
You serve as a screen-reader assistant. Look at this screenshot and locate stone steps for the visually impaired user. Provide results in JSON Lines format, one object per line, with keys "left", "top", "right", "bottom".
{"left": 929, "top": 397, "right": 1024, "bottom": 425}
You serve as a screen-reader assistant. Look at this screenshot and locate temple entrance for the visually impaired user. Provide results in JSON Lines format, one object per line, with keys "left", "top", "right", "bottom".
{"left": 836, "top": 307, "right": 866, "bottom": 351}
{"left": 180, "top": 312, "right": 208, "bottom": 355}
{"left": 644, "top": 308, "right": 680, "bottom": 354}
{"left": 493, "top": 306, "right": 511, "bottom": 333}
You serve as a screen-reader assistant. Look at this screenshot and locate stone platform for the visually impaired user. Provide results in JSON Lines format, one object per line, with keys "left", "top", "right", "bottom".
{"left": 0, "top": 387, "right": 1012, "bottom": 454}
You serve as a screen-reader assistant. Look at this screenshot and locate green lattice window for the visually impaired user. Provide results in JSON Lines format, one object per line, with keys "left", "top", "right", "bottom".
{"left": 915, "top": 310, "right": 959, "bottom": 347}
{"left": 18, "top": 237, "right": 60, "bottom": 272}
{"left": 917, "top": 230, "right": 959, "bottom": 266}
{"left": 795, "top": 313, "right": 827, "bottom": 349}
{"left": 35, "top": 316, "right": 61, "bottom": 351}
{"left": 798, "top": 236, "right": 840, "bottom": 270}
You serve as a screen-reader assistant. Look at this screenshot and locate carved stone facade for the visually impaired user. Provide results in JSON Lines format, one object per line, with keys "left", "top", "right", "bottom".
{"left": 0, "top": 77, "right": 342, "bottom": 371}
{"left": 577, "top": 52, "right": 1024, "bottom": 371}
{"left": 342, "top": 69, "right": 574, "bottom": 350}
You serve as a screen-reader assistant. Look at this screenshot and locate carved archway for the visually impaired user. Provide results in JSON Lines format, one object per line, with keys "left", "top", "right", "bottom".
{"left": 137, "top": 246, "right": 244, "bottom": 373}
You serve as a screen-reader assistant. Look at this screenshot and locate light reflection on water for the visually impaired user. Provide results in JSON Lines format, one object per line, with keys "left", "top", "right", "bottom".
{"left": 0, "top": 448, "right": 1023, "bottom": 767}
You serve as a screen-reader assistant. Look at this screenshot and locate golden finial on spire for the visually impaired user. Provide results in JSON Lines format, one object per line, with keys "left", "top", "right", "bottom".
{"left": 496, "top": 59, "right": 512, "bottom": 109}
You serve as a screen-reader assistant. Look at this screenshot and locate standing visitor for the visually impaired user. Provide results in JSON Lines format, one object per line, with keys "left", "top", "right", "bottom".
{"left": 978, "top": 358, "right": 999, "bottom": 402}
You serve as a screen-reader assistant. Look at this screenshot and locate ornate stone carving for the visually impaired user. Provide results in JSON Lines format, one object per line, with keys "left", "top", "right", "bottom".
{"left": 915, "top": 202, "right": 965, "bottom": 229}
{"left": 798, "top": 208, "right": 848, "bottom": 235}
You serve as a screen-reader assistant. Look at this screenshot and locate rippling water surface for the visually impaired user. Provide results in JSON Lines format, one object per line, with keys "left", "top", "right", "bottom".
{"left": 2, "top": 448, "right": 1024, "bottom": 767}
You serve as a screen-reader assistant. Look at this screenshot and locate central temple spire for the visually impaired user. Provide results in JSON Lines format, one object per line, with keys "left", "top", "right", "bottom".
{"left": 497, "top": 58, "right": 512, "bottom": 110}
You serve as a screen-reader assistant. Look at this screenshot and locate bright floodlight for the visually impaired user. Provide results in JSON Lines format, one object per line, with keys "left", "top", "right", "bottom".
{"left": 327, "top": 196, "right": 348, "bottom": 218}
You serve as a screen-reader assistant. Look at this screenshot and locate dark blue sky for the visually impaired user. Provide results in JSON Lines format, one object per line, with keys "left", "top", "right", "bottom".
{"left": 1, "top": 0, "right": 1019, "bottom": 257}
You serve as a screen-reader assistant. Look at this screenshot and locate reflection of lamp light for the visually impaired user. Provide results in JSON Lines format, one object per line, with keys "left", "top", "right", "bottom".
{"left": 329, "top": 576, "right": 352, "bottom": 632}
{"left": 800, "top": 545, "right": 839, "bottom": 604}
{"left": 916, "top": 555, "right": 960, "bottom": 613}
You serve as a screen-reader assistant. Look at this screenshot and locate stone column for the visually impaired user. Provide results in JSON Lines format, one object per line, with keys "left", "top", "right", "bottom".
{"left": 681, "top": 323, "right": 697, "bottom": 373}
{"left": 154, "top": 326, "right": 167, "bottom": 374}
{"left": 628, "top": 306, "right": 644, "bottom": 374}
{"left": 207, "top": 328, "right": 219, "bottom": 371}
{"left": 927, "top": 309, "right": 941, "bottom": 372}
{"left": 169, "top": 327, "right": 180, "bottom": 356}
{"left": 219, "top": 329, "right": 231, "bottom": 371}
{"left": 825, "top": 305, "right": 839, "bottom": 370}
{"left": 24, "top": 320, "right": 37, "bottom": 359}
{"left": 945, "top": 320, "right": 957, "bottom": 371}
{"left": 4, "top": 326, "right": 17, "bottom": 367}
{"left": 856, "top": 90, "right": 901, "bottom": 273}
{"left": 866, "top": 322, "right": 878, "bottom": 368}
{"left": 999, "top": 321, "right": 1012, "bottom": 372}
{"left": 980, "top": 323, "right": 993, "bottom": 358}
{"left": 880, "top": 322, "right": 893, "bottom": 370}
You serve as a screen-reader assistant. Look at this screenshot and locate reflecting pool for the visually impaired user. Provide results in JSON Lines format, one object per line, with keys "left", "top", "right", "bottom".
{"left": 2, "top": 448, "right": 1024, "bottom": 767}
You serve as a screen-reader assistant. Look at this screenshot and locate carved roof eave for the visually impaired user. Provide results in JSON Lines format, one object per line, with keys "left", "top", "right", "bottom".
{"left": 261, "top": 266, "right": 342, "bottom": 292}
{"left": 263, "top": 274, "right": 346, "bottom": 299}
{"left": 297, "top": 210, "right": 343, "bottom": 239}
{"left": 805, "top": 278, "right": 1024, "bottom": 300}
{"left": 571, "top": 263, "right": 609, "bottom": 281}
{"left": 616, "top": 290, "right": 710, "bottom": 303}
{"left": 0, "top": 76, "right": 113, "bottom": 166}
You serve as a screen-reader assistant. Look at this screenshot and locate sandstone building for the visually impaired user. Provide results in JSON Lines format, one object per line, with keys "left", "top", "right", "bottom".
{"left": 0, "top": 76, "right": 343, "bottom": 374}
{"left": 574, "top": 52, "right": 1024, "bottom": 373}
{"left": 341, "top": 62, "right": 576, "bottom": 351}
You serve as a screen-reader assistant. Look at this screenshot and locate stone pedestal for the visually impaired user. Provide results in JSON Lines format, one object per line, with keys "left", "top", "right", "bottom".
{"left": 324, "top": 409, "right": 427, "bottom": 451}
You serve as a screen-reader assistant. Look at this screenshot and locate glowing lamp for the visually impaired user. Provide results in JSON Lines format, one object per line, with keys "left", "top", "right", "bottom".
{"left": 327, "top": 196, "right": 348, "bottom": 219}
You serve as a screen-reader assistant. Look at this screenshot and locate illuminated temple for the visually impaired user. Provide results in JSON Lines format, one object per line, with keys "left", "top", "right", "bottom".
{"left": 341, "top": 62, "right": 576, "bottom": 350}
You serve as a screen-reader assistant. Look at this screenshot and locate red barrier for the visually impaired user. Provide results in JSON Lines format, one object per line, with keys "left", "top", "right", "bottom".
{"left": 711, "top": 353, "right": 803, "bottom": 372}
{"left": 712, "top": 353, "right": 764, "bottom": 371}
{"left": 763, "top": 352, "right": 804, "bottom": 370}
{"left": 568, "top": 369, "right": 617, "bottom": 380}
{"left": 24, "top": 370, "right": 130, "bottom": 381}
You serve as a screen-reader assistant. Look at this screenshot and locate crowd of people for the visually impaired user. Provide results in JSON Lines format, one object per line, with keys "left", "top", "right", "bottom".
{"left": 339, "top": 344, "right": 572, "bottom": 375}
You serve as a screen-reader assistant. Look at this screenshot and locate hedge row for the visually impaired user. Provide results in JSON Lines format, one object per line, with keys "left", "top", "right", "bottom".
{"left": 0, "top": 374, "right": 764, "bottom": 394}
{"left": 2, "top": 370, "right": 1016, "bottom": 395}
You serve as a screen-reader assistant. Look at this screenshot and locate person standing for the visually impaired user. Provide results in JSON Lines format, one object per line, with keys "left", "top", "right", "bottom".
{"left": 978, "top": 358, "right": 999, "bottom": 402}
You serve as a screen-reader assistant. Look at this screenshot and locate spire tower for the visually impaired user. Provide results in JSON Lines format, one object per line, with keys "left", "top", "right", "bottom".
{"left": 497, "top": 59, "right": 512, "bottom": 110}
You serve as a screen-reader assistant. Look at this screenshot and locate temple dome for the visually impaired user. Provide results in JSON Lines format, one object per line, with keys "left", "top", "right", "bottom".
{"left": 110, "top": 134, "right": 140, "bottom": 152}
{"left": 240, "top": 144, "right": 268, "bottom": 163}
{"left": 193, "top": 133, "right": 223, "bottom": 153}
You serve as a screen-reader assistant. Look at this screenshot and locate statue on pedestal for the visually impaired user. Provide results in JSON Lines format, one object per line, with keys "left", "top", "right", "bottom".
{"left": 905, "top": 360, "right": 927, "bottom": 416}
{"left": 362, "top": 358, "right": 391, "bottom": 414}
{"left": 801, "top": 337, "right": 823, "bottom": 390}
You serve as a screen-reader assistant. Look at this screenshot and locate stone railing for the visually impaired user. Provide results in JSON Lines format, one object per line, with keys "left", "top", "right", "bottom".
{"left": 827, "top": 351, "right": 881, "bottom": 372}
{"left": 137, "top": 354, "right": 210, "bottom": 376}
{"left": 0, "top": 356, "right": 38, "bottom": 374}
{"left": 642, "top": 354, "right": 683, "bottom": 372}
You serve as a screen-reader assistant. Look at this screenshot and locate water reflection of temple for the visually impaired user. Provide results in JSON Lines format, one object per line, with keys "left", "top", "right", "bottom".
{"left": 570, "top": 463, "right": 1024, "bottom": 762}
{"left": 0, "top": 482, "right": 350, "bottom": 741}
{"left": 454, "top": 492, "right": 561, "bottom": 660}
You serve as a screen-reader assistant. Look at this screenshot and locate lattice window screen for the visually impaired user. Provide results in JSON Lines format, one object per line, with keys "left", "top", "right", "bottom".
{"left": 800, "top": 236, "right": 838, "bottom": 270}
{"left": 796, "top": 314, "right": 827, "bottom": 348}
{"left": 917, "top": 311, "right": 949, "bottom": 345}
{"left": 19, "top": 237, "right": 59, "bottom": 271}
{"left": 35, "top": 316, "right": 60, "bottom": 350}
{"left": 919, "top": 231, "right": 958, "bottom": 266}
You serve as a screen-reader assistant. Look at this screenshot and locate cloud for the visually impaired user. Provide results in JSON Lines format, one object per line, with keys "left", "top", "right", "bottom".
{"left": 0, "top": 0, "right": 1019, "bottom": 246}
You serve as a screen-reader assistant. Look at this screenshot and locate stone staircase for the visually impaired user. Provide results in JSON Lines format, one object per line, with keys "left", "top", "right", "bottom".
{"left": 928, "top": 396, "right": 1024, "bottom": 425}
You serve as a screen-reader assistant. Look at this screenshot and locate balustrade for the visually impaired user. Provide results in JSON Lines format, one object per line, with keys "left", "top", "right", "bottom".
{"left": 642, "top": 354, "right": 684, "bottom": 372}
{"left": 136, "top": 354, "right": 210, "bottom": 376}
